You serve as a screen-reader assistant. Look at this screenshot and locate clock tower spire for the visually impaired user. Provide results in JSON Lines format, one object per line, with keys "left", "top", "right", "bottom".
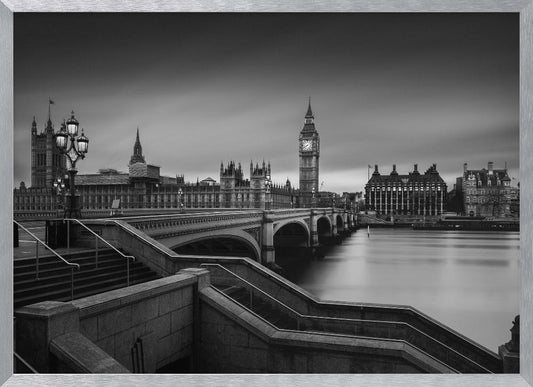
{"left": 299, "top": 97, "right": 320, "bottom": 207}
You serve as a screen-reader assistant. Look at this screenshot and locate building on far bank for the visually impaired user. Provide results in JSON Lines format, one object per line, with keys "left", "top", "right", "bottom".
{"left": 219, "top": 160, "right": 296, "bottom": 209}
{"left": 30, "top": 113, "right": 67, "bottom": 188}
{"left": 457, "top": 162, "right": 519, "bottom": 218}
{"left": 14, "top": 128, "right": 297, "bottom": 213}
{"left": 364, "top": 164, "right": 447, "bottom": 216}
{"left": 298, "top": 99, "right": 320, "bottom": 208}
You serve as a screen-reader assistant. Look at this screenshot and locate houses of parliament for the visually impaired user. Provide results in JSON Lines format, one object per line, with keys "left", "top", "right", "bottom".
{"left": 14, "top": 101, "right": 348, "bottom": 214}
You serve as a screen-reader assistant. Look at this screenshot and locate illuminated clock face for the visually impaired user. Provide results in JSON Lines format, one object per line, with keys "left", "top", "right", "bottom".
{"left": 301, "top": 140, "right": 312, "bottom": 151}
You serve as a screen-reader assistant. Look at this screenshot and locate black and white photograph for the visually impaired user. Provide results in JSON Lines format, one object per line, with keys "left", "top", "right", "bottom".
{"left": 11, "top": 12, "right": 520, "bottom": 375}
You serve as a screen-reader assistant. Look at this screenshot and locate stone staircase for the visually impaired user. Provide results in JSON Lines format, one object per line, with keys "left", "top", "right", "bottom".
{"left": 214, "top": 284, "right": 497, "bottom": 373}
{"left": 14, "top": 249, "right": 160, "bottom": 309}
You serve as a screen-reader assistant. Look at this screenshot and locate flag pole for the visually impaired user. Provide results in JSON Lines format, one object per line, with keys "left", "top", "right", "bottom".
{"left": 48, "top": 98, "right": 55, "bottom": 121}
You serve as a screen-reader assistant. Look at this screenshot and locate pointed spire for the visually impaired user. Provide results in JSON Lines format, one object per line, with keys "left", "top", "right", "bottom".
{"left": 31, "top": 116, "right": 37, "bottom": 134}
{"left": 305, "top": 96, "right": 314, "bottom": 119}
{"left": 130, "top": 127, "right": 145, "bottom": 164}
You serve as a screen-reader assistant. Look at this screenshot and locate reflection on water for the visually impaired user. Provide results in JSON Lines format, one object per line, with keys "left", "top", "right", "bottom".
{"left": 284, "top": 228, "right": 519, "bottom": 352}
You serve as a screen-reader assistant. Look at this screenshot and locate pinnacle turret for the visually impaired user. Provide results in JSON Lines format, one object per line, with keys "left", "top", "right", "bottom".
{"left": 129, "top": 127, "right": 146, "bottom": 164}
{"left": 305, "top": 96, "right": 314, "bottom": 119}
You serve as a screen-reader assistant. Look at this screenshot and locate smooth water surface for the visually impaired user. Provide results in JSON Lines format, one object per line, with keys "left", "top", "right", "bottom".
{"left": 286, "top": 228, "right": 520, "bottom": 352}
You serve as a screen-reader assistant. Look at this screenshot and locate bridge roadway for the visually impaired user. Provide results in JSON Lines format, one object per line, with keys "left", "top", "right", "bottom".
{"left": 112, "top": 208, "right": 356, "bottom": 266}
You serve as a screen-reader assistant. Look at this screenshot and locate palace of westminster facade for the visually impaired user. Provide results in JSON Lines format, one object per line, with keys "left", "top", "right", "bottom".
{"left": 14, "top": 101, "right": 343, "bottom": 213}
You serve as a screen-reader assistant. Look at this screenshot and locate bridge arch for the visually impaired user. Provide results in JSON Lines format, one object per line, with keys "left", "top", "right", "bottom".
{"left": 273, "top": 220, "right": 310, "bottom": 248}
{"left": 169, "top": 230, "right": 261, "bottom": 261}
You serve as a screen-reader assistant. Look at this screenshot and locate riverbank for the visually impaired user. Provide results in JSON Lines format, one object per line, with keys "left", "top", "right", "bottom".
{"left": 411, "top": 219, "right": 519, "bottom": 231}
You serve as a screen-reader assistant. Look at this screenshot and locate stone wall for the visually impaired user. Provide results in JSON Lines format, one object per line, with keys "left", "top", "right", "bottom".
{"left": 198, "top": 287, "right": 449, "bottom": 373}
{"left": 15, "top": 269, "right": 209, "bottom": 373}
{"left": 72, "top": 271, "right": 200, "bottom": 372}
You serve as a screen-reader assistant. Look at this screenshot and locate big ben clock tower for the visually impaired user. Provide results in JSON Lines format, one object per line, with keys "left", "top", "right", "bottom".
{"left": 299, "top": 98, "right": 320, "bottom": 207}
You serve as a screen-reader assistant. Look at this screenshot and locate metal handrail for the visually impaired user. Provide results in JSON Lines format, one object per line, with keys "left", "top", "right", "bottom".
{"left": 14, "top": 351, "right": 39, "bottom": 374}
{"left": 14, "top": 220, "right": 80, "bottom": 300}
{"left": 200, "top": 263, "right": 491, "bottom": 373}
{"left": 64, "top": 218, "right": 135, "bottom": 287}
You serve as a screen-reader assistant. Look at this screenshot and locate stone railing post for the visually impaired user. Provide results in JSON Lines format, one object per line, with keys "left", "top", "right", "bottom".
{"left": 178, "top": 267, "right": 211, "bottom": 372}
{"left": 499, "top": 315, "right": 519, "bottom": 373}
{"left": 15, "top": 301, "right": 80, "bottom": 372}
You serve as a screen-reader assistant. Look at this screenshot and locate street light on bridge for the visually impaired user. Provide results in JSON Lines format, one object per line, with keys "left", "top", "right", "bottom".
{"left": 178, "top": 188, "right": 183, "bottom": 212}
{"left": 265, "top": 174, "right": 272, "bottom": 210}
{"left": 55, "top": 111, "right": 89, "bottom": 218}
{"left": 52, "top": 176, "right": 66, "bottom": 215}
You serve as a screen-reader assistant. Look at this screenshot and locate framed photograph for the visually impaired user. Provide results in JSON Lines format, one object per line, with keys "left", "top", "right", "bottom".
{"left": 2, "top": 1, "right": 533, "bottom": 386}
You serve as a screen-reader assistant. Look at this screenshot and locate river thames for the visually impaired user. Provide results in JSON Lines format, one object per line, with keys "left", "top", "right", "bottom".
{"left": 285, "top": 228, "right": 519, "bottom": 353}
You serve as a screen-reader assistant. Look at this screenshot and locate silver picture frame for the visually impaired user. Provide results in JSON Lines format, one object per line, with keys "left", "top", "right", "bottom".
{"left": 1, "top": 1, "right": 532, "bottom": 386}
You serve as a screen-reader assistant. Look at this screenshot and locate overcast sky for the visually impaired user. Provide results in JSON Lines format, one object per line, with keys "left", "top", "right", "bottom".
{"left": 14, "top": 13, "right": 519, "bottom": 193}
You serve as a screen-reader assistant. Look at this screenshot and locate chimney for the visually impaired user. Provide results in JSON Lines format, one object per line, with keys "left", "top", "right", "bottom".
{"left": 488, "top": 161, "right": 494, "bottom": 175}
{"left": 393, "top": 164, "right": 396, "bottom": 172}
{"left": 414, "top": 164, "right": 418, "bottom": 172}
{"left": 374, "top": 164, "right": 379, "bottom": 173}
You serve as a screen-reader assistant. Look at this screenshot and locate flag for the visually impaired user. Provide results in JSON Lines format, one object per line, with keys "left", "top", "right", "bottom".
{"left": 49, "top": 99, "right": 55, "bottom": 104}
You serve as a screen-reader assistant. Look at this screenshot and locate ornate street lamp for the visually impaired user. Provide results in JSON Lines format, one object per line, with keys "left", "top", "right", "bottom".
{"left": 311, "top": 187, "right": 316, "bottom": 208}
{"left": 55, "top": 111, "right": 89, "bottom": 218}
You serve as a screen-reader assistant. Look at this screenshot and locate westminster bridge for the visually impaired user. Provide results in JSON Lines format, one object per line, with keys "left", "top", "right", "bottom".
{"left": 75, "top": 208, "right": 357, "bottom": 267}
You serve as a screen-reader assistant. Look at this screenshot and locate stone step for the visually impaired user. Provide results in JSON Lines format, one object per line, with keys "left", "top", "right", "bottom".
{"left": 14, "top": 251, "right": 121, "bottom": 273}
{"left": 14, "top": 270, "right": 160, "bottom": 309}
{"left": 15, "top": 254, "right": 136, "bottom": 279}
{"left": 15, "top": 265, "right": 153, "bottom": 298}
{"left": 15, "top": 260, "right": 147, "bottom": 289}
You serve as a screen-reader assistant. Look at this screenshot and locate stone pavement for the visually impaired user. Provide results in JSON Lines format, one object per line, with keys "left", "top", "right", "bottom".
{"left": 14, "top": 220, "right": 96, "bottom": 261}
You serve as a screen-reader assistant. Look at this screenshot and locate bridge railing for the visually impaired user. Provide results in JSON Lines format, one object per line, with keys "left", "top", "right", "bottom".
{"left": 201, "top": 263, "right": 491, "bottom": 373}
{"left": 123, "top": 210, "right": 266, "bottom": 237}
{"left": 95, "top": 217, "right": 502, "bottom": 373}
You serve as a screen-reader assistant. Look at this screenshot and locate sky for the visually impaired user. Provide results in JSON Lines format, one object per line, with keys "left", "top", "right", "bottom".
{"left": 14, "top": 13, "right": 519, "bottom": 193}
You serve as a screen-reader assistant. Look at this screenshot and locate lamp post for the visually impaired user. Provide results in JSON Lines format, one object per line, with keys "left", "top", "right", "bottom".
{"left": 55, "top": 111, "right": 89, "bottom": 218}
{"left": 178, "top": 188, "right": 183, "bottom": 212}
{"left": 155, "top": 183, "right": 160, "bottom": 208}
{"left": 52, "top": 177, "right": 66, "bottom": 215}
{"left": 265, "top": 174, "right": 272, "bottom": 210}
{"left": 311, "top": 187, "right": 316, "bottom": 208}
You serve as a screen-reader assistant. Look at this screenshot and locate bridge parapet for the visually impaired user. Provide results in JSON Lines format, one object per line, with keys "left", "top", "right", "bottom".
{"left": 126, "top": 211, "right": 264, "bottom": 238}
